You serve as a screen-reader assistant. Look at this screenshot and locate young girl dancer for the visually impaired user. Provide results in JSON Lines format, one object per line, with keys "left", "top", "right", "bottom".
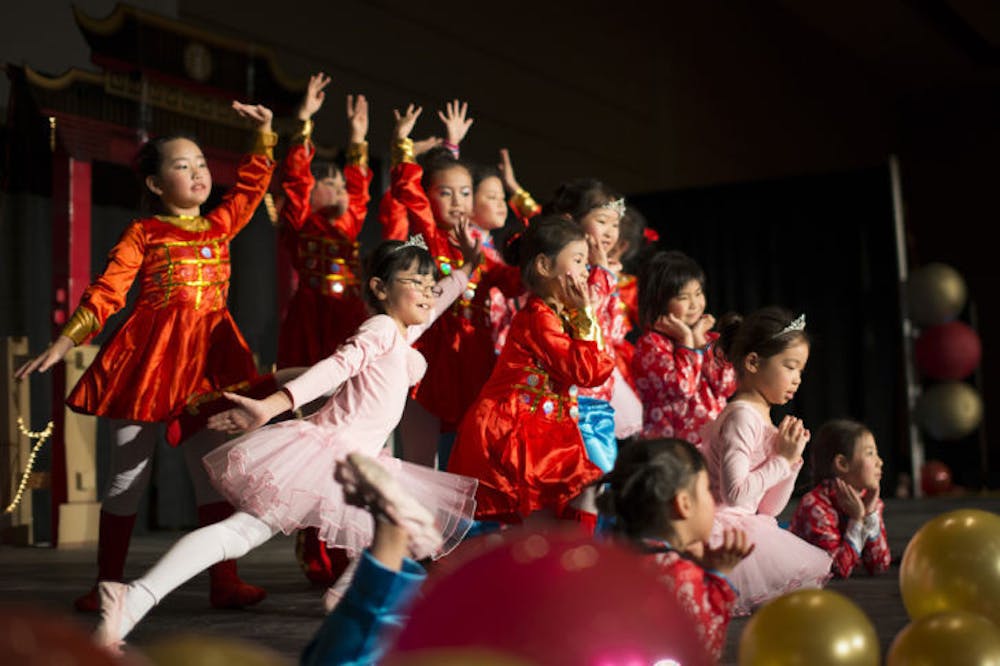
{"left": 389, "top": 103, "right": 521, "bottom": 469}
{"left": 633, "top": 250, "right": 736, "bottom": 445}
{"left": 790, "top": 419, "right": 890, "bottom": 578}
{"left": 15, "top": 102, "right": 277, "bottom": 613}
{"left": 447, "top": 216, "right": 615, "bottom": 525}
{"left": 700, "top": 307, "right": 832, "bottom": 615}
{"left": 94, "top": 229, "right": 482, "bottom": 650}
{"left": 598, "top": 438, "right": 753, "bottom": 662}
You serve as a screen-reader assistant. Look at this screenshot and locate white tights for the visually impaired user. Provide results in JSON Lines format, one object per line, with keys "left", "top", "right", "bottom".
{"left": 101, "top": 419, "right": 227, "bottom": 516}
{"left": 124, "top": 511, "right": 277, "bottom": 626}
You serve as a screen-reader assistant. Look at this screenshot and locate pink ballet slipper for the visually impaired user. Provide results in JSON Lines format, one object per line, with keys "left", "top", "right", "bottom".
{"left": 336, "top": 452, "right": 443, "bottom": 557}
{"left": 321, "top": 557, "right": 360, "bottom": 614}
{"left": 94, "top": 581, "right": 135, "bottom": 653}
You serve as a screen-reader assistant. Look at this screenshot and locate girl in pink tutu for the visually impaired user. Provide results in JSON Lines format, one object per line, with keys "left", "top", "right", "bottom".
{"left": 94, "top": 228, "right": 482, "bottom": 651}
{"left": 699, "top": 307, "right": 832, "bottom": 615}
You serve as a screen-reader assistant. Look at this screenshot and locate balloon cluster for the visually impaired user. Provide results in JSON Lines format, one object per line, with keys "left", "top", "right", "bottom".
{"left": 907, "top": 262, "right": 982, "bottom": 494}
{"left": 888, "top": 509, "right": 1000, "bottom": 664}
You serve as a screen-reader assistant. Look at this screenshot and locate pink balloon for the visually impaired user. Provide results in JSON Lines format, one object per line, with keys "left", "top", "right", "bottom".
{"left": 389, "top": 526, "right": 711, "bottom": 665}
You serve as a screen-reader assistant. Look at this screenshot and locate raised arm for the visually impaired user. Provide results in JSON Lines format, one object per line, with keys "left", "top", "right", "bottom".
{"left": 212, "top": 101, "right": 277, "bottom": 236}
{"left": 337, "top": 93, "right": 372, "bottom": 240}
{"left": 279, "top": 73, "right": 330, "bottom": 231}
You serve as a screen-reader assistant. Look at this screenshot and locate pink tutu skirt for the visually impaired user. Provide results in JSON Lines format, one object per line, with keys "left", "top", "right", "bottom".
{"left": 610, "top": 368, "right": 643, "bottom": 439}
{"left": 202, "top": 418, "right": 478, "bottom": 561}
{"left": 712, "top": 509, "right": 832, "bottom": 616}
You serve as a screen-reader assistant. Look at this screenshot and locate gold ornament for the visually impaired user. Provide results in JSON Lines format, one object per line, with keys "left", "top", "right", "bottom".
{"left": 739, "top": 589, "right": 880, "bottom": 665}
{"left": 907, "top": 262, "right": 967, "bottom": 327}
{"left": 915, "top": 381, "right": 983, "bottom": 440}
{"left": 900, "top": 508, "right": 1000, "bottom": 625}
{"left": 4, "top": 417, "right": 54, "bottom": 514}
{"left": 887, "top": 610, "right": 1000, "bottom": 665}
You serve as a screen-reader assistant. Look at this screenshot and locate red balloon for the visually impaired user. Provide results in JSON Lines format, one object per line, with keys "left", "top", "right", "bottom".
{"left": 914, "top": 322, "right": 982, "bottom": 381}
{"left": 388, "top": 526, "right": 711, "bottom": 665}
{"left": 920, "top": 460, "right": 953, "bottom": 496}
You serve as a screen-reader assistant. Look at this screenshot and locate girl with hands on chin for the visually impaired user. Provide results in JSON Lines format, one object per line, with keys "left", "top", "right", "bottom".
{"left": 16, "top": 99, "right": 277, "bottom": 615}
{"left": 598, "top": 437, "right": 754, "bottom": 663}
{"left": 790, "top": 419, "right": 891, "bottom": 578}
{"left": 698, "top": 306, "right": 832, "bottom": 615}
{"left": 633, "top": 250, "right": 737, "bottom": 448}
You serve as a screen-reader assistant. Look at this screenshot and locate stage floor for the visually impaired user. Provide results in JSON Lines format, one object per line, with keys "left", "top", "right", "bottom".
{"left": 2, "top": 495, "right": 998, "bottom": 664}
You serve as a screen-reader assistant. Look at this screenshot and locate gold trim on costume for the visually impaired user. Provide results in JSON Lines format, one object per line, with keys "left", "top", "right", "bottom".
{"left": 346, "top": 141, "right": 368, "bottom": 168}
{"left": 563, "top": 305, "right": 603, "bottom": 348}
{"left": 60, "top": 307, "right": 100, "bottom": 345}
{"left": 391, "top": 138, "right": 415, "bottom": 167}
{"left": 253, "top": 130, "right": 278, "bottom": 160}
{"left": 292, "top": 119, "right": 314, "bottom": 145}
{"left": 510, "top": 188, "right": 540, "bottom": 219}
{"left": 155, "top": 215, "right": 212, "bottom": 232}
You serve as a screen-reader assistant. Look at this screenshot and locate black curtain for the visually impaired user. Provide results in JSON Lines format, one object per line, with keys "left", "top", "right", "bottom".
{"left": 628, "top": 165, "right": 907, "bottom": 494}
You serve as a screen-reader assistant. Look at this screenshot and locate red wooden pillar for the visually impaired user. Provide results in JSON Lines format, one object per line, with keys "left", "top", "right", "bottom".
{"left": 49, "top": 145, "right": 92, "bottom": 546}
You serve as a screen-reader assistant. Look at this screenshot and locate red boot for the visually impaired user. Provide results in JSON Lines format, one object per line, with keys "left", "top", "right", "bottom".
{"left": 556, "top": 504, "right": 598, "bottom": 535}
{"left": 74, "top": 511, "right": 137, "bottom": 613}
{"left": 166, "top": 374, "right": 280, "bottom": 446}
{"left": 295, "top": 528, "right": 354, "bottom": 587}
{"left": 197, "top": 502, "right": 267, "bottom": 609}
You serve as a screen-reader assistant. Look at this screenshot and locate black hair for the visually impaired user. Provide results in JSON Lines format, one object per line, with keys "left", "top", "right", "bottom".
{"left": 135, "top": 132, "right": 202, "bottom": 214}
{"left": 310, "top": 160, "right": 343, "bottom": 182}
{"left": 471, "top": 163, "right": 503, "bottom": 191}
{"left": 617, "top": 206, "right": 650, "bottom": 270}
{"left": 502, "top": 215, "right": 585, "bottom": 292}
{"left": 597, "top": 438, "right": 707, "bottom": 541}
{"left": 541, "top": 178, "right": 622, "bottom": 222}
{"left": 418, "top": 146, "right": 472, "bottom": 191}
{"left": 716, "top": 306, "right": 810, "bottom": 373}
{"left": 637, "top": 250, "right": 706, "bottom": 330}
{"left": 810, "top": 419, "right": 871, "bottom": 485}
{"left": 362, "top": 240, "right": 437, "bottom": 313}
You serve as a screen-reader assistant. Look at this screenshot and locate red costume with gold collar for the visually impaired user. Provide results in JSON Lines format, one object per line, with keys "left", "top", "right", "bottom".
{"left": 64, "top": 147, "right": 275, "bottom": 422}
{"left": 447, "top": 296, "right": 614, "bottom": 522}
{"left": 390, "top": 155, "right": 521, "bottom": 429}
{"left": 276, "top": 136, "right": 372, "bottom": 368}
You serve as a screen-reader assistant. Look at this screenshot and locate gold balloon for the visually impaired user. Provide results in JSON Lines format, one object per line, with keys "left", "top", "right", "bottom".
{"left": 887, "top": 611, "right": 1000, "bottom": 666}
{"left": 739, "top": 589, "right": 879, "bottom": 665}
{"left": 915, "top": 382, "right": 983, "bottom": 441}
{"left": 907, "top": 262, "right": 967, "bottom": 327}
{"left": 900, "top": 509, "right": 1000, "bottom": 625}
{"left": 141, "top": 633, "right": 292, "bottom": 666}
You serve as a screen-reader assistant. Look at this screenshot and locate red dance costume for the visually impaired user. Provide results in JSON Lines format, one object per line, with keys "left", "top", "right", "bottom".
{"left": 613, "top": 272, "right": 639, "bottom": 391}
{"left": 276, "top": 129, "right": 372, "bottom": 369}
{"left": 64, "top": 143, "right": 275, "bottom": 420}
{"left": 580, "top": 266, "right": 627, "bottom": 402}
{"left": 789, "top": 480, "right": 891, "bottom": 578}
{"left": 633, "top": 330, "right": 736, "bottom": 446}
{"left": 643, "top": 540, "right": 737, "bottom": 663}
{"left": 447, "top": 296, "right": 615, "bottom": 522}
{"left": 390, "top": 141, "right": 521, "bottom": 428}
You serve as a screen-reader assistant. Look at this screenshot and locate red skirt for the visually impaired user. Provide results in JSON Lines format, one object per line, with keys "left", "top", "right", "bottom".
{"left": 277, "top": 286, "right": 369, "bottom": 369}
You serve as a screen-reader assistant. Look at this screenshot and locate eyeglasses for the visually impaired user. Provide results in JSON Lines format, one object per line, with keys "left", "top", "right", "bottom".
{"left": 394, "top": 277, "right": 443, "bottom": 297}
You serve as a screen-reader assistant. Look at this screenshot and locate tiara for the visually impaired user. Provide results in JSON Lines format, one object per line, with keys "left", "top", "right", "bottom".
{"left": 600, "top": 197, "right": 626, "bottom": 219}
{"left": 773, "top": 314, "right": 806, "bottom": 338}
{"left": 392, "top": 234, "right": 428, "bottom": 252}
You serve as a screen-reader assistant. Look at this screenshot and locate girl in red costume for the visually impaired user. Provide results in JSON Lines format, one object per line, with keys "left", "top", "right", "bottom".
{"left": 448, "top": 216, "right": 615, "bottom": 525}
{"left": 633, "top": 250, "right": 736, "bottom": 446}
{"left": 388, "top": 102, "right": 521, "bottom": 469}
{"left": 15, "top": 101, "right": 276, "bottom": 613}
{"left": 275, "top": 73, "right": 373, "bottom": 586}
{"left": 598, "top": 438, "right": 753, "bottom": 663}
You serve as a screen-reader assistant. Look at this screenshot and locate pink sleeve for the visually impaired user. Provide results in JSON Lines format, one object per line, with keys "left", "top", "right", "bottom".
{"left": 405, "top": 271, "right": 470, "bottom": 344}
{"left": 717, "top": 409, "right": 792, "bottom": 509}
{"left": 282, "top": 316, "right": 396, "bottom": 408}
{"left": 757, "top": 457, "right": 802, "bottom": 516}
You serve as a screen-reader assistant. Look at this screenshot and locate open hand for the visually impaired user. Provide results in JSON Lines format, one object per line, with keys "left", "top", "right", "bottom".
{"left": 232, "top": 102, "right": 274, "bottom": 132}
{"left": 694, "top": 529, "right": 755, "bottom": 576}
{"left": 498, "top": 148, "right": 522, "bottom": 194}
{"left": 557, "top": 270, "right": 591, "bottom": 311}
{"left": 413, "top": 136, "right": 443, "bottom": 156}
{"left": 298, "top": 72, "right": 331, "bottom": 121}
{"left": 691, "top": 313, "right": 716, "bottom": 347}
{"left": 207, "top": 392, "right": 274, "bottom": 434}
{"left": 450, "top": 215, "right": 482, "bottom": 271}
{"left": 438, "top": 99, "right": 473, "bottom": 146}
{"left": 834, "top": 478, "right": 866, "bottom": 522}
{"left": 393, "top": 104, "right": 423, "bottom": 141}
{"left": 585, "top": 234, "right": 609, "bottom": 270}
{"left": 346, "top": 94, "right": 369, "bottom": 143}
{"left": 653, "top": 313, "right": 694, "bottom": 348}
{"left": 14, "top": 336, "right": 75, "bottom": 380}
{"left": 862, "top": 482, "right": 880, "bottom": 515}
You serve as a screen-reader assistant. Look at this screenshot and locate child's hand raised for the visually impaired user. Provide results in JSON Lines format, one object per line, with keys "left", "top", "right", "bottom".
{"left": 694, "top": 529, "right": 755, "bottom": 576}
{"left": 413, "top": 136, "right": 443, "bottom": 156}
{"left": 834, "top": 478, "right": 866, "bottom": 522}
{"left": 298, "top": 72, "right": 331, "bottom": 121}
{"left": 393, "top": 104, "right": 423, "bottom": 141}
{"left": 438, "top": 99, "right": 473, "bottom": 146}
{"left": 653, "top": 313, "right": 695, "bottom": 349}
{"left": 775, "top": 415, "right": 810, "bottom": 463}
{"left": 232, "top": 102, "right": 274, "bottom": 132}
{"left": 346, "top": 94, "right": 369, "bottom": 144}
{"left": 498, "top": 148, "right": 522, "bottom": 194}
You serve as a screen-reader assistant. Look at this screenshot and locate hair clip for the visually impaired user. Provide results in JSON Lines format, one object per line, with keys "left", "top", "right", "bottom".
{"left": 393, "top": 234, "right": 428, "bottom": 252}
{"left": 600, "top": 197, "right": 626, "bottom": 219}
{"left": 774, "top": 314, "right": 806, "bottom": 338}
{"left": 643, "top": 227, "right": 660, "bottom": 243}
